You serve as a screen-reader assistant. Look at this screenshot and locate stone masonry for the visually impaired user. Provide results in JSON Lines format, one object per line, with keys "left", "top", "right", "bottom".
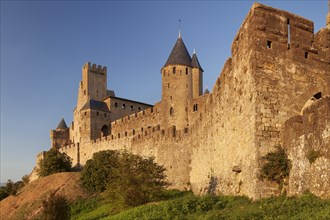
{"left": 33, "top": 3, "right": 330, "bottom": 199}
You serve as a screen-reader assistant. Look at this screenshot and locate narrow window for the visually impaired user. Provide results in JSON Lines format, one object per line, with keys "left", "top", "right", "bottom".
{"left": 141, "top": 127, "right": 144, "bottom": 132}
{"left": 84, "top": 90, "right": 86, "bottom": 95}
{"left": 167, "top": 83, "right": 170, "bottom": 88}
{"left": 133, "top": 129, "right": 135, "bottom": 135}
{"left": 138, "top": 107, "right": 141, "bottom": 111}
{"left": 122, "top": 103, "right": 126, "bottom": 109}
{"left": 115, "top": 102, "right": 118, "bottom": 108}
{"left": 130, "top": 105, "right": 133, "bottom": 111}
{"left": 186, "top": 68, "right": 188, "bottom": 75}
{"left": 84, "top": 112, "right": 87, "bottom": 116}
{"left": 170, "top": 96, "right": 172, "bottom": 100}
{"left": 267, "top": 40, "right": 272, "bottom": 49}
{"left": 96, "top": 112, "right": 99, "bottom": 116}
{"left": 125, "top": 131, "right": 127, "bottom": 136}
{"left": 305, "top": 52, "right": 309, "bottom": 59}
{"left": 313, "top": 92, "right": 322, "bottom": 100}
{"left": 173, "top": 67, "right": 176, "bottom": 74}
{"left": 170, "top": 107, "right": 174, "bottom": 116}
{"left": 287, "top": 19, "right": 290, "bottom": 49}
{"left": 118, "top": 133, "right": 120, "bottom": 138}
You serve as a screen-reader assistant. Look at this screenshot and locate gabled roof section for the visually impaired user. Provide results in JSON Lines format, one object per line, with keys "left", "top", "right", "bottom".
{"left": 56, "top": 118, "right": 68, "bottom": 129}
{"left": 191, "top": 53, "right": 204, "bottom": 72}
{"left": 81, "top": 99, "right": 110, "bottom": 112}
{"left": 164, "top": 37, "right": 192, "bottom": 68}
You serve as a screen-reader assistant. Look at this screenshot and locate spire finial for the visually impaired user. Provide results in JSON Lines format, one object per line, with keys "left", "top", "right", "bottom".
{"left": 178, "top": 19, "right": 182, "bottom": 38}
{"left": 193, "top": 48, "right": 196, "bottom": 54}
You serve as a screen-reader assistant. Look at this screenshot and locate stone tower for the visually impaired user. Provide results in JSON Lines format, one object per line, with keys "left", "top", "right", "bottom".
{"left": 73, "top": 62, "right": 108, "bottom": 143}
{"left": 76, "top": 62, "right": 107, "bottom": 111}
{"left": 191, "top": 50, "right": 203, "bottom": 98}
{"left": 161, "top": 34, "right": 193, "bottom": 130}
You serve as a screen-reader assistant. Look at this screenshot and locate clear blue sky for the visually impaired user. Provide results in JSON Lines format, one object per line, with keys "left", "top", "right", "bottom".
{"left": 1, "top": 0, "right": 327, "bottom": 182}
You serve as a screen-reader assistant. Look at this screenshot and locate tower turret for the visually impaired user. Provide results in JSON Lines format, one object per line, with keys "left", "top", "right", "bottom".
{"left": 161, "top": 35, "right": 193, "bottom": 129}
{"left": 191, "top": 50, "right": 204, "bottom": 98}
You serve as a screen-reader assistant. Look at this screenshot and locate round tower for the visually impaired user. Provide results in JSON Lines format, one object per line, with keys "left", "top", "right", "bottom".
{"left": 161, "top": 34, "right": 193, "bottom": 130}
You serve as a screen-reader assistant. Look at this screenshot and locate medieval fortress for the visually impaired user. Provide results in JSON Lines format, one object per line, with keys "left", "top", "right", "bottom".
{"left": 33, "top": 3, "right": 330, "bottom": 199}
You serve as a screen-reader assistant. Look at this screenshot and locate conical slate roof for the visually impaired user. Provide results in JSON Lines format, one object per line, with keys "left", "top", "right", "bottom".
{"left": 204, "top": 88, "right": 210, "bottom": 95}
{"left": 191, "top": 53, "right": 204, "bottom": 72}
{"left": 164, "top": 37, "right": 192, "bottom": 68}
{"left": 56, "top": 118, "right": 68, "bottom": 129}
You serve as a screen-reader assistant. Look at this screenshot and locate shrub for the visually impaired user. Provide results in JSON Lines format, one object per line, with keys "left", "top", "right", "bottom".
{"left": 37, "top": 148, "right": 72, "bottom": 177}
{"left": 80, "top": 150, "right": 169, "bottom": 207}
{"left": 80, "top": 150, "right": 120, "bottom": 192}
{"left": 41, "top": 191, "right": 70, "bottom": 220}
{"left": 106, "top": 151, "right": 169, "bottom": 207}
{"left": 260, "top": 146, "right": 291, "bottom": 185}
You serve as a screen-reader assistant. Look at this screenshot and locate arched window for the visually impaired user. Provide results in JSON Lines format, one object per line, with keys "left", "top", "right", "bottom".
{"left": 101, "top": 125, "right": 110, "bottom": 137}
{"left": 173, "top": 67, "right": 176, "bottom": 74}
{"left": 170, "top": 107, "right": 174, "bottom": 116}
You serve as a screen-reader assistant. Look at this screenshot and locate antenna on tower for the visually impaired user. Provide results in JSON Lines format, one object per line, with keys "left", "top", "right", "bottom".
{"left": 178, "top": 19, "right": 182, "bottom": 38}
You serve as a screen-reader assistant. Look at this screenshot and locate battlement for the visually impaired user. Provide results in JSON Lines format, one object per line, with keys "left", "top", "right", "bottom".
{"left": 83, "top": 62, "right": 107, "bottom": 74}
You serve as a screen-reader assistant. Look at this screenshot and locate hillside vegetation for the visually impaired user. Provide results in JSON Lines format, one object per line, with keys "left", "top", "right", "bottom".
{"left": 0, "top": 172, "right": 89, "bottom": 220}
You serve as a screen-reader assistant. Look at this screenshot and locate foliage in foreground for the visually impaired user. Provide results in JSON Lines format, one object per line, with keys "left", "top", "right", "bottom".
{"left": 104, "top": 192, "right": 330, "bottom": 220}
{"left": 41, "top": 191, "right": 71, "bottom": 220}
{"left": 80, "top": 150, "right": 169, "bottom": 207}
{"left": 38, "top": 148, "right": 72, "bottom": 177}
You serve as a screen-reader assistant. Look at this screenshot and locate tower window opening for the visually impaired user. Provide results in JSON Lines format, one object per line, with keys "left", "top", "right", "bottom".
{"left": 84, "top": 112, "right": 87, "bottom": 116}
{"left": 122, "top": 103, "right": 126, "bottom": 109}
{"left": 138, "top": 107, "right": 141, "bottom": 111}
{"left": 96, "top": 112, "right": 99, "bottom": 116}
{"left": 173, "top": 67, "right": 176, "bottom": 74}
{"left": 133, "top": 129, "right": 135, "bottom": 135}
{"left": 305, "top": 52, "right": 309, "bottom": 59}
{"left": 170, "top": 107, "right": 174, "bottom": 116}
{"left": 168, "top": 83, "right": 170, "bottom": 88}
{"left": 115, "top": 102, "right": 118, "bottom": 108}
{"left": 193, "top": 104, "right": 198, "bottom": 112}
{"left": 130, "top": 105, "right": 133, "bottom": 111}
{"left": 141, "top": 127, "right": 144, "bottom": 132}
{"left": 170, "top": 96, "right": 172, "bottom": 100}
{"left": 125, "top": 131, "right": 127, "bottom": 136}
{"left": 313, "top": 92, "right": 322, "bottom": 100}
{"left": 84, "top": 90, "right": 86, "bottom": 95}
{"left": 186, "top": 68, "right": 188, "bottom": 75}
{"left": 267, "top": 40, "right": 272, "bottom": 49}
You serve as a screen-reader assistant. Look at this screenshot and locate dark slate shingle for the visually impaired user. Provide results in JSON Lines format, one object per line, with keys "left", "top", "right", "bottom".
{"left": 81, "top": 99, "right": 110, "bottom": 112}
{"left": 164, "top": 37, "right": 192, "bottom": 68}
{"left": 56, "top": 118, "right": 68, "bottom": 129}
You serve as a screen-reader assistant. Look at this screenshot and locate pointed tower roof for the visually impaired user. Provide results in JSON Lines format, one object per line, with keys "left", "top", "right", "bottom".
{"left": 56, "top": 118, "right": 68, "bottom": 129}
{"left": 191, "top": 51, "right": 204, "bottom": 72}
{"left": 164, "top": 36, "right": 192, "bottom": 68}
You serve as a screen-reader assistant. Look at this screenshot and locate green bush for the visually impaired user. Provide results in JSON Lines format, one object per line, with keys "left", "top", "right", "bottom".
{"left": 260, "top": 146, "right": 291, "bottom": 185}
{"left": 41, "top": 191, "right": 70, "bottom": 220}
{"left": 80, "top": 150, "right": 169, "bottom": 207}
{"left": 38, "top": 148, "right": 72, "bottom": 177}
{"left": 80, "top": 150, "right": 121, "bottom": 193}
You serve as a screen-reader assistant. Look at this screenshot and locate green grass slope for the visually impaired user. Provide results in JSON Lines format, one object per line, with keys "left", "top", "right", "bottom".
{"left": 71, "top": 192, "right": 330, "bottom": 220}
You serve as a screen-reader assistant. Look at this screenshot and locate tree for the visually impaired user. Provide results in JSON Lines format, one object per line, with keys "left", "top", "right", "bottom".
{"left": 106, "top": 151, "right": 169, "bottom": 207}
{"left": 38, "top": 148, "right": 72, "bottom": 177}
{"left": 80, "top": 150, "right": 169, "bottom": 207}
{"left": 21, "top": 174, "right": 30, "bottom": 186}
{"left": 80, "top": 150, "right": 120, "bottom": 192}
{"left": 41, "top": 191, "right": 70, "bottom": 220}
